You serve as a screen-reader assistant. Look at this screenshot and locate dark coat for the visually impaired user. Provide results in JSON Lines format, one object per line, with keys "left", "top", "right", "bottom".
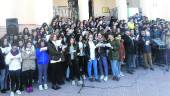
{"left": 123, "top": 34, "right": 135, "bottom": 55}
{"left": 47, "top": 40, "right": 65, "bottom": 62}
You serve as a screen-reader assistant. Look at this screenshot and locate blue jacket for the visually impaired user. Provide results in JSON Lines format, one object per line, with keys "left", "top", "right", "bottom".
{"left": 36, "top": 48, "right": 49, "bottom": 64}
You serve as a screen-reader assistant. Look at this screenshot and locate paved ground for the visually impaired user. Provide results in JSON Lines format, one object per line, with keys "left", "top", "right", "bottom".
{"left": 1, "top": 65, "right": 170, "bottom": 96}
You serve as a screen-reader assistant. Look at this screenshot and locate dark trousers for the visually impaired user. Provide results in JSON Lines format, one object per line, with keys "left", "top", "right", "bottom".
{"left": 9, "top": 69, "right": 21, "bottom": 92}
{"left": 50, "top": 62, "right": 63, "bottom": 85}
{"left": 126, "top": 54, "right": 134, "bottom": 72}
{"left": 78, "top": 56, "right": 87, "bottom": 75}
{"left": 22, "top": 70, "right": 34, "bottom": 87}
{"left": 70, "top": 60, "right": 80, "bottom": 80}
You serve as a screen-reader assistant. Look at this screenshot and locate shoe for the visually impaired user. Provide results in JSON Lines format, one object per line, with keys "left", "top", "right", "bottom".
{"left": 115, "top": 77, "right": 120, "bottom": 81}
{"left": 89, "top": 78, "right": 93, "bottom": 82}
{"left": 120, "top": 72, "right": 125, "bottom": 77}
{"left": 66, "top": 78, "right": 70, "bottom": 82}
{"left": 95, "top": 79, "right": 101, "bottom": 82}
{"left": 150, "top": 67, "right": 154, "bottom": 71}
{"left": 52, "top": 85, "right": 61, "bottom": 90}
{"left": 1, "top": 89, "right": 6, "bottom": 93}
{"left": 72, "top": 80, "right": 76, "bottom": 86}
{"left": 58, "top": 81, "right": 65, "bottom": 85}
{"left": 44, "top": 84, "right": 48, "bottom": 90}
{"left": 16, "top": 90, "right": 21, "bottom": 95}
{"left": 39, "top": 85, "right": 43, "bottom": 91}
{"left": 100, "top": 75, "right": 104, "bottom": 80}
{"left": 104, "top": 76, "right": 108, "bottom": 82}
{"left": 78, "top": 80, "right": 83, "bottom": 85}
{"left": 127, "top": 71, "right": 134, "bottom": 74}
{"left": 10, "top": 91, "right": 15, "bottom": 96}
{"left": 29, "top": 86, "right": 33, "bottom": 92}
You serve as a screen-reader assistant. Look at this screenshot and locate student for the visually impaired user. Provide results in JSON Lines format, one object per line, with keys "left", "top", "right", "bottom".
{"left": 0, "top": 38, "right": 11, "bottom": 92}
{"left": 47, "top": 33, "right": 63, "bottom": 90}
{"left": 77, "top": 35, "right": 87, "bottom": 79}
{"left": 67, "top": 37, "right": 83, "bottom": 85}
{"left": 36, "top": 40, "right": 49, "bottom": 90}
{"left": 96, "top": 33, "right": 109, "bottom": 81}
{"left": 0, "top": 48, "right": 6, "bottom": 93}
{"left": 21, "top": 41, "right": 36, "bottom": 92}
{"left": 5, "top": 43, "right": 22, "bottom": 96}
{"left": 85, "top": 34, "right": 100, "bottom": 82}
{"left": 108, "top": 34, "right": 121, "bottom": 81}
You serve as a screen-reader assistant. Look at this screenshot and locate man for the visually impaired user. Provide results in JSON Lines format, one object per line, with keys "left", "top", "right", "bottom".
{"left": 123, "top": 30, "right": 135, "bottom": 74}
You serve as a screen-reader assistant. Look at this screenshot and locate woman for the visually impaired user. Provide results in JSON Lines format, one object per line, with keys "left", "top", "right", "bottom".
{"left": 21, "top": 41, "right": 36, "bottom": 92}
{"left": 67, "top": 37, "right": 82, "bottom": 85}
{"left": 5, "top": 43, "right": 22, "bottom": 96}
{"left": 1, "top": 38, "right": 11, "bottom": 92}
{"left": 108, "top": 34, "right": 121, "bottom": 81}
{"left": 77, "top": 35, "right": 87, "bottom": 79}
{"left": 85, "top": 34, "right": 100, "bottom": 82}
{"left": 96, "top": 33, "right": 109, "bottom": 82}
{"left": 47, "top": 33, "right": 64, "bottom": 90}
{"left": 36, "top": 40, "right": 49, "bottom": 90}
{"left": 0, "top": 47, "right": 6, "bottom": 93}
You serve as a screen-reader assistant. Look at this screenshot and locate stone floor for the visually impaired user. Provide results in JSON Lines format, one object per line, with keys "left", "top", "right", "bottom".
{"left": 1, "top": 65, "right": 170, "bottom": 96}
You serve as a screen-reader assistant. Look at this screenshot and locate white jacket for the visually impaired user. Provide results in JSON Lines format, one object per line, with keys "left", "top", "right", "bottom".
{"left": 5, "top": 51, "right": 22, "bottom": 71}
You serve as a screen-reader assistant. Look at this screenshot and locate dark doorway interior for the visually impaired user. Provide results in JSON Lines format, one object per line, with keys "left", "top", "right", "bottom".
{"left": 89, "top": 0, "right": 94, "bottom": 18}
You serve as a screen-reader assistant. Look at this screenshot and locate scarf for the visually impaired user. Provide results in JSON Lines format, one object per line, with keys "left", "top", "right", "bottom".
{"left": 11, "top": 49, "right": 19, "bottom": 56}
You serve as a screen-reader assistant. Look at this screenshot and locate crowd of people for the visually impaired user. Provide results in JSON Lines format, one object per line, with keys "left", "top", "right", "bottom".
{"left": 0, "top": 13, "right": 170, "bottom": 96}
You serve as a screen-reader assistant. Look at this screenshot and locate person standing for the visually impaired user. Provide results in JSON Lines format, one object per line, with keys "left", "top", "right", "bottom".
{"left": 123, "top": 30, "right": 135, "bottom": 74}
{"left": 36, "top": 40, "right": 49, "bottom": 90}
{"left": 5, "top": 43, "right": 22, "bottom": 96}
{"left": 21, "top": 41, "right": 36, "bottom": 92}
{"left": 47, "top": 33, "right": 63, "bottom": 90}
{"left": 85, "top": 34, "right": 100, "bottom": 82}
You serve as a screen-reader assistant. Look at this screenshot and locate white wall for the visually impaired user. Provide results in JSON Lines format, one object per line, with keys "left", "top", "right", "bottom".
{"left": 140, "top": 0, "right": 170, "bottom": 20}
{"left": 0, "top": 0, "right": 53, "bottom": 26}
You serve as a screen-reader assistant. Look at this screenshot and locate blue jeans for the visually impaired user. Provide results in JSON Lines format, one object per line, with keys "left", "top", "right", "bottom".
{"left": 99, "top": 56, "right": 108, "bottom": 76}
{"left": 0, "top": 69, "right": 6, "bottom": 90}
{"left": 111, "top": 60, "right": 120, "bottom": 78}
{"left": 38, "top": 64, "right": 48, "bottom": 85}
{"left": 88, "top": 59, "right": 98, "bottom": 79}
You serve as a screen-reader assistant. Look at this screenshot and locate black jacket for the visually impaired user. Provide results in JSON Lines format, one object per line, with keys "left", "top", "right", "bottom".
{"left": 85, "top": 41, "right": 98, "bottom": 60}
{"left": 47, "top": 40, "right": 64, "bottom": 62}
{"left": 123, "top": 34, "right": 135, "bottom": 55}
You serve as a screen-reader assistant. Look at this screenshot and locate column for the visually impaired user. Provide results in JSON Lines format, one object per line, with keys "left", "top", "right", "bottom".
{"left": 78, "top": 0, "right": 89, "bottom": 21}
{"left": 116, "top": 0, "right": 128, "bottom": 21}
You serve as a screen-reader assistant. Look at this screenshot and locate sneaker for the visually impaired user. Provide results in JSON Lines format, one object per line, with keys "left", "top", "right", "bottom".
{"left": 120, "top": 72, "right": 125, "bottom": 77}
{"left": 10, "top": 91, "right": 15, "bottom": 96}
{"left": 16, "top": 90, "right": 21, "bottom": 95}
{"left": 72, "top": 80, "right": 76, "bottom": 86}
{"left": 104, "top": 76, "right": 108, "bottom": 82}
{"left": 39, "top": 85, "right": 43, "bottom": 91}
{"left": 95, "top": 79, "right": 101, "bottom": 82}
{"left": 100, "top": 75, "right": 104, "bottom": 80}
{"left": 78, "top": 80, "right": 83, "bottom": 85}
{"left": 89, "top": 78, "right": 94, "bottom": 82}
{"left": 44, "top": 84, "right": 48, "bottom": 90}
{"left": 52, "top": 85, "right": 61, "bottom": 90}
